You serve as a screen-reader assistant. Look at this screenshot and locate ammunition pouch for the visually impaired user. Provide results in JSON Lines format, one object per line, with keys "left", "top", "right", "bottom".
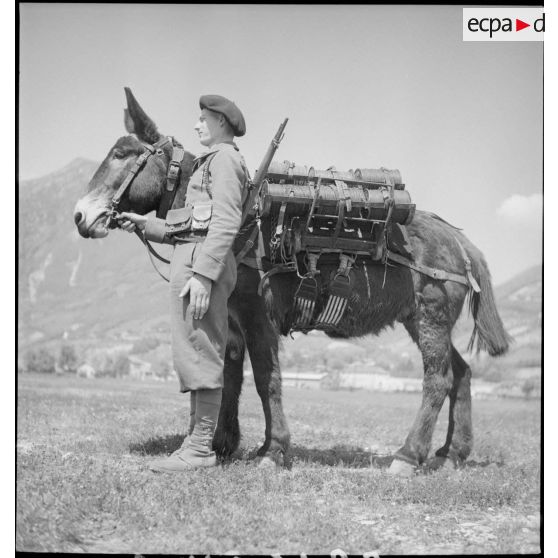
{"left": 191, "top": 202, "right": 213, "bottom": 231}
{"left": 164, "top": 203, "right": 213, "bottom": 239}
{"left": 165, "top": 207, "right": 192, "bottom": 234}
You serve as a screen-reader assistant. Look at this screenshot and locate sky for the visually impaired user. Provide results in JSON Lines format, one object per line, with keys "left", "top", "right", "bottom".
{"left": 18, "top": 4, "right": 544, "bottom": 285}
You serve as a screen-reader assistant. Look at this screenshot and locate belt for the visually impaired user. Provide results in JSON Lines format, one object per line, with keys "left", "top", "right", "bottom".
{"left": 173, "top": 232, "right": 207, "bottom": 244}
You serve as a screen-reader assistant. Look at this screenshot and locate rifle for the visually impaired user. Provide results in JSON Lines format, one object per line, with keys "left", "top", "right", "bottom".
{"left": 240, "top": 118, "right": 289, "bottom": 226}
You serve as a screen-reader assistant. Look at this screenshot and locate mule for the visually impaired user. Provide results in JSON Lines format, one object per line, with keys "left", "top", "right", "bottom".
{"left": 74, "top": 88, "right": 511, "bottom": 474}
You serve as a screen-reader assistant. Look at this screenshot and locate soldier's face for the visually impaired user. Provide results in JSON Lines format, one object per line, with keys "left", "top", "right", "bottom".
{"left": 194, "top": 109, "right": 221, "bottom": 147}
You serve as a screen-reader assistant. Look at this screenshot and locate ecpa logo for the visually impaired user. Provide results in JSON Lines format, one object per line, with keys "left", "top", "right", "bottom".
{"left": 463, "top": 8, "right": 544, "bottom": 41}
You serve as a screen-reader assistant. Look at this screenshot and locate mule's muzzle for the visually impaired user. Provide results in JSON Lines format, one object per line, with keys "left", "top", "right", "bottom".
{"left": 74, "top": 211, "right": 85, "bottom": 227}
{"left": 74, "top": 210, "right": 109, "bottom": 239}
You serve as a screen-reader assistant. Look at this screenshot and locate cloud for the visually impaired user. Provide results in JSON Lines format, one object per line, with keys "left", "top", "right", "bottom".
{"left": 497, "top": 193, "right": 543, "bottom": 223}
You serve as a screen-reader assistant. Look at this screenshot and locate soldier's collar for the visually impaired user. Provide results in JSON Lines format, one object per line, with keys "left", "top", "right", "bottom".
{"left": 193, "top": 142, "right": 238, "bottom": 164}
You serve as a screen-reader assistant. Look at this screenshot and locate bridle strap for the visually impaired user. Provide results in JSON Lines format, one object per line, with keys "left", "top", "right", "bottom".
{"left": 106, "top": 135, "right": 183, "bottom": 281}
{"left": 156, "top": 145, "right": 185, "bottom": 219}
{"left": 109, "top": 136, "right": 173, "bottom": 221}
{"left": 110, "top": 146, "right": 154, "bottom": 210}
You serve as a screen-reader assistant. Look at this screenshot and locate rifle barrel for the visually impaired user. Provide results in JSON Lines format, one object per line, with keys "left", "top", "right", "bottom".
{"left": 253, "top": 118, "right": 289, "bottom": 186}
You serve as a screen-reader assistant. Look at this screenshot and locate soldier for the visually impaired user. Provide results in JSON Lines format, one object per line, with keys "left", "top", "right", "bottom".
{"left": 119, "top": 94, "right": 249, "bottom": 472}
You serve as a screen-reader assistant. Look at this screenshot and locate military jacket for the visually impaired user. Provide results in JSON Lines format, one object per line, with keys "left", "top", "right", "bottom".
{"left": 144, "top": 142, "right": 250, "bottom": 282}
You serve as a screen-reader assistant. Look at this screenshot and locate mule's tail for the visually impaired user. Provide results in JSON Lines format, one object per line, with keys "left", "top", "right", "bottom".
{"left": 466, "top": 251, "right": 512, "bottom": 357}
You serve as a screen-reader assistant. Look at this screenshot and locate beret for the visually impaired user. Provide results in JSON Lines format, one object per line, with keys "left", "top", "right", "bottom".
{"left": 199, "top": 94, "right": 246, "bottom": 137}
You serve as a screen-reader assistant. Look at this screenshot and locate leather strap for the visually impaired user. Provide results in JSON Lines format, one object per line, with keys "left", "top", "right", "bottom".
{"left": 235, "top": 219, "right": 261, "bottom": 264}
{"left": 111, "top": 148, "right": 153, "bottom": 208}
{"left": 237, "top": 256, "right": 263, "bottom": 270}
{"left": 453, "top": 236, "right": 481, "bottom": 293}
{"left": 386, "top": 250, "right": 471, "bottom": 287}
{"left": 110, "top": 136, "right": 171, "bottom": 218}
{"left": 275, "top": 201, "right": 288, "bottom": 238}
{"left": 305, "top": 177, "right": 322, "bottom": 231}
{"left": 156, "top": 145, "right": 185, "bottom": 219}
{"left": 134, "top": 230, "right": 170, "bottom": 282}
{"left": 257, "top": 261, "right": 297, "bottom": 295}
{"left": 331, "top": 169, "right": 350, "bottom": 247}
{"left": 201, "top": 152, "right": 218, "bottom": 199}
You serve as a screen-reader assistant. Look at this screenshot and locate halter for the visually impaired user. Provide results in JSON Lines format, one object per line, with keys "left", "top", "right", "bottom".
{"left": 104, "top": 135, "right": 186, "bottom": 280}
{"left": 106, "top": 135, "right": 185, "bottom": 228}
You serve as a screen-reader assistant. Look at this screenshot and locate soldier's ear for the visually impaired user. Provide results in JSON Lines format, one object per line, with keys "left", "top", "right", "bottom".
{"left": 124, "top": 87, "right": 162, "bottom": 144}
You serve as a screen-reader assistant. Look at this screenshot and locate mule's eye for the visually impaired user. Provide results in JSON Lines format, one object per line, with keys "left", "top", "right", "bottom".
{"left": 113, "top": 150, "right": 125, "bottom": 159}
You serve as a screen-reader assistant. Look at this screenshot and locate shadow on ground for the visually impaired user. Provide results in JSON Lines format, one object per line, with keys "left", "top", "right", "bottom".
{"left": 129, "top": 437, "right": 391, "bottom": 468}
{"left": 130, "top": 437, "right": 503, "bottom": 471}
{"left": 129, "top": 434, "right": 186, "bottom": 456}
{"left": 247, "top": 443, "right": 395, "bottom": 469}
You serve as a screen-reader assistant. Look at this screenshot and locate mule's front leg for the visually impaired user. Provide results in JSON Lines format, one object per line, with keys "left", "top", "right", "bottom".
{"left": 213, "top": 321, "right": 245, "bottom": 459}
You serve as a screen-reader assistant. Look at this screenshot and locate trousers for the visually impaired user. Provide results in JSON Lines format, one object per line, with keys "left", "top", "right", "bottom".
{"left": 169, "top": 241, "right": 237, "bottom": 392}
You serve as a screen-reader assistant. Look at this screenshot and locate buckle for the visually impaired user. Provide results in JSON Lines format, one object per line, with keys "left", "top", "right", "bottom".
{"left": 167, "top": 162, "right": 180, "bottom": 180}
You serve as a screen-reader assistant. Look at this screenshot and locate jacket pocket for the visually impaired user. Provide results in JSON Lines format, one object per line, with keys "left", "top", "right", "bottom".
{"left": 191, "top": 203, "right": 213, "bottom": 231}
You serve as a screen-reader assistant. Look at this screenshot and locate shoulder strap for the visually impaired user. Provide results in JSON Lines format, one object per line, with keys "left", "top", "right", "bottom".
{"left": 201, "top": 152, "right": 218, "bottom": 199}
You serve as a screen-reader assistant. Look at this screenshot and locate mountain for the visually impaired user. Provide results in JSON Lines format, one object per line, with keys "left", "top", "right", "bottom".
{"left": 18, "top": 158, "right": 173, "bottom": 350}
{"left": 18, "top": 159, "right": 542, "bottom": 382}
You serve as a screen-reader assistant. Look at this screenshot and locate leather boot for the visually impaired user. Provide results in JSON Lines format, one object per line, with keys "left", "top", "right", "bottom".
{"left": 148, "top": 388, "right": 221, "bottom": 473}
{"left": 188, "top": 391, "right": 196, "bottom": 436}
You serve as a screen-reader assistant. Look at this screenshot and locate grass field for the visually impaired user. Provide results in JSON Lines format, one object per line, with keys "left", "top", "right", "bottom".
{"left": 17, "top": 373, "right": 540, "bottom": 554}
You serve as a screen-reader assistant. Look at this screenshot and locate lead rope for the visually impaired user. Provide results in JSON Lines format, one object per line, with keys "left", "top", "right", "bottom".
{"left": 134, "top": 230, "right": 170, "bottom": 282}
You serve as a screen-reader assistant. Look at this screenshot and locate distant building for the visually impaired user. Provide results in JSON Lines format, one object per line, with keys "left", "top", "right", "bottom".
{"left": 128, "top": 355, "right": 152, "bottom": 380}
{"left": 339, "top": 372, "right": 421, "bottom": 393}
{"left": 77, "top": 363, "right": 96, "bottom": 379}
{"left": 282, "top": 371, "right": 328, "bottom": 389}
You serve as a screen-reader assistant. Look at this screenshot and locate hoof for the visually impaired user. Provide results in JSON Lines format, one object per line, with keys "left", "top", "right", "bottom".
{"left": 425, "top": 455, "right": 455, "bottom": 472}
{"left": 258, "top": 456, "right": 279, "bottom": 469}
{"left": 212, "top": 431, "right": 240, "bottom": 459}
{"left": 387, "top": 458, "right": 416, "bottom": 477}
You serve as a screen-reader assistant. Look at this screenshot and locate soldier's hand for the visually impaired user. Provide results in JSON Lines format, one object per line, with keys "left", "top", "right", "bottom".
{"left": 179, "top": 273, "right": 213, "bottom": 320}
{"left": 118, "top": 212, "right": 147, "bottom": 232}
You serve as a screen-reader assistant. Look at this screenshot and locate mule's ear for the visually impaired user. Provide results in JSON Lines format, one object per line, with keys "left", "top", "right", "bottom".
{"left": 124, "top": 87, "right": 162, "bottom": 144}
{"left": 124, "top": 109, "right": 136, "bottom": 134}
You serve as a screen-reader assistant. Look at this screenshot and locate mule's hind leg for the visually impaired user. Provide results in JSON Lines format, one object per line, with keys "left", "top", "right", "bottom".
{"left": 427, "top": 345, "right": 473, "bottom": 469}
{"left": 213, "top": 315, "right": 245, "bottom": 459}
{"left": 390, "top": 284, "right": 453, "bottom": 474}
{"left": 241, "top": 295, "right": 291, "bottom": 467}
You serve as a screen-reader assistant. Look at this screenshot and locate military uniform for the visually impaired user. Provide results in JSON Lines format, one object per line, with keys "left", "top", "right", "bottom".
{"left": 144, "top": 141, "right": 250, "bottom": 392}
{"left": 143, "top": 94, "right": 249, "bottom": 473}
